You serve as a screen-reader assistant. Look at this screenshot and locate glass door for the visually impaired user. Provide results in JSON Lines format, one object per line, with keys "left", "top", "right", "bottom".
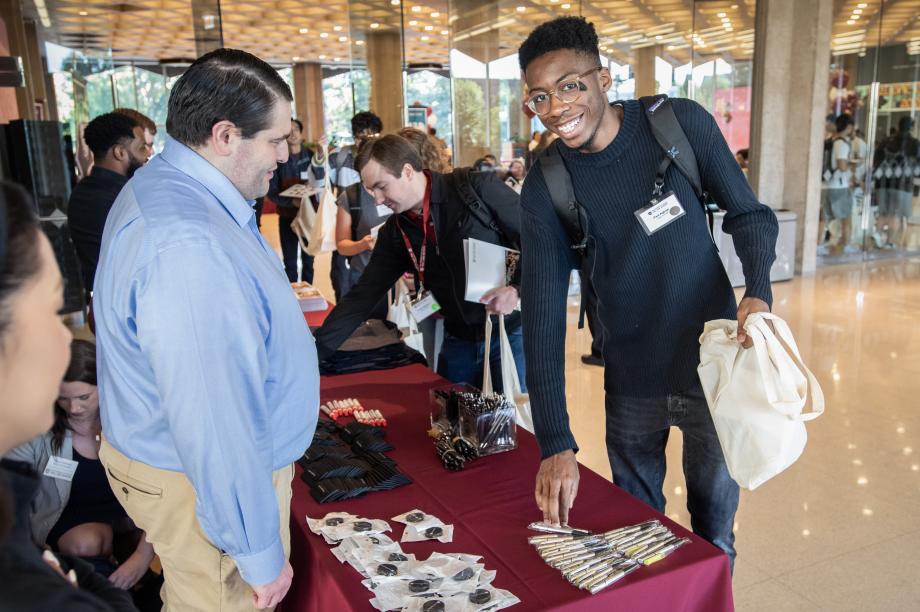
{"left": 819, "top": 0, "right": 920, "bottom": 265}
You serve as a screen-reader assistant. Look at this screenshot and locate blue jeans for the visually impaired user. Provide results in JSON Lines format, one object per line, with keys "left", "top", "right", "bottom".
{"left": 436, "top": 325, "right": 527, "bottom": 393}
{"left": 605, "top": 384, "right": 738, "bottom": 570}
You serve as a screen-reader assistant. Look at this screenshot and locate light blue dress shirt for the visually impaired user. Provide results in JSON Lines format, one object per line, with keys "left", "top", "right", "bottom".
{"left": 93, "top": 136, "right": 319, "bottom": 587}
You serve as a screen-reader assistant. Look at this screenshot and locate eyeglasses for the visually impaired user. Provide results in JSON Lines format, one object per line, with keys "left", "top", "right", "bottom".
{"left": 525, "top": 67, "right": 603, "bottom": 116}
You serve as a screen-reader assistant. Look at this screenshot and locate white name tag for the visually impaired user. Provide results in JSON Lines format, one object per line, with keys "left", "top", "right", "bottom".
{"left": 375, "top": 204, "right": 393, "bottom": 218}
{"left": 410, "top": 291, "right": 441, "bottom": 323}
{"left": 43, "top": 456, "right": 79, "bottom": 481}
{"left": 635, "top": 191, "right": 686, "bottom": 235}
{"left": 300, "top": 171, "right": 310, "bottom": 180}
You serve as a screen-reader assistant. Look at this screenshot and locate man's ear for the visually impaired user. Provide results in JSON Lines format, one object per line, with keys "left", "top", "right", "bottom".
{"left": 598, "top": 67, "right": 612, "bottom": 93}
{"left": 209, "top": 120, "right": 239, "bottom": 157}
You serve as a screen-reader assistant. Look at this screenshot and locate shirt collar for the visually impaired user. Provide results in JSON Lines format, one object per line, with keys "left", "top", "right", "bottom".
{"left": 159, "top": 136, "right": 255, "bottom": 228}
{"left": 89, "top": 165, "right": 129, "bottom": 185}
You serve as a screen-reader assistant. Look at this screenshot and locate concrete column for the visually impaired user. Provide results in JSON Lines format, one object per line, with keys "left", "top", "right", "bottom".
{"left": 634, "top": 45, "right": 661, "bottom": 98}
{"left": 293, "top": 62, "right": 325, "bottom": 142}
{"left": 749, "top": 0, "right": 833, "bottom": 274}
{"left": 366, "top": 30, "right": 403, "bottom": 134}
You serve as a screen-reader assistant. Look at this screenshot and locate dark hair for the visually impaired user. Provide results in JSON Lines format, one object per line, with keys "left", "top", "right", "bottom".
{"left": 519, "top": 16, "right": 599, "bottom": 73}
{"left": 166, "top": 48, "right": 293, "bottom": 148}
{"left": 351, "top": 111, "right": 383, "bottom": 137}
{"left": 0, "top": 182, "right": 42, "bottom": 347}
{"left": 114, "top": 107, "right": 157, "bottom": 134}
{"left": 355, "top": 134, "right": 422, "bottom": 177}
{"left": 834, "top": 114, "right": 854, "bottom": 133}
{"left": 50, "top": 339, "right": 97, "bottom": 454}
{"left": 291, "top": 118, "right": 304, "bottom": 133}
{"left": 736, "top": 148, "right": 749, "bottom": 162}
{"left": 83, "top": 112, "right": 139, "bottom": 159}
{"left": 397, "top": 127, "right": 447, "bottom": 173}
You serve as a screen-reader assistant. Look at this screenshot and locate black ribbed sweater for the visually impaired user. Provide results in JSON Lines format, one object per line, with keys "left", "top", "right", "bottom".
{"left": 520, "top": 98, "right": 779, "bottom": 460}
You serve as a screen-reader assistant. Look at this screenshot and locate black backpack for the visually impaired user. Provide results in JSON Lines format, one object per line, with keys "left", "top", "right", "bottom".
{"left": 541, "top": 94, "right": 720, "bottom": 258}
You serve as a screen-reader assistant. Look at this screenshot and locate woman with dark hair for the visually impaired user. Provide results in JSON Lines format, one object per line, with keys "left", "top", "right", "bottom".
{"left": 0, "top": 181, "right": 136, "bottom": 610}
{"left": 8, "top": 339, "right": 154, "bottom": 590}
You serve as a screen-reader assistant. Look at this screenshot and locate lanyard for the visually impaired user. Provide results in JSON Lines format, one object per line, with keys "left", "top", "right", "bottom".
{"left": 397, "top": 177, "right": 433, "bottom": 287}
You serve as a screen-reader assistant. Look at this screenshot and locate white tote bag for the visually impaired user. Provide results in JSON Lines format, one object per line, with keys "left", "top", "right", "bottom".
{"left": 290, "top": 192, "right": 317, "bottom": 252}
{"left": 304, "top": 184, "right": 339, "bottom": 256}
{"left": 698, "top": 312, "right": 824, "bottom": 490}
{"left": 483, "top": 315, "right": 534, "bottom": 432}
{"left": 387, "top": 278, "right": 425, "bottom": 354}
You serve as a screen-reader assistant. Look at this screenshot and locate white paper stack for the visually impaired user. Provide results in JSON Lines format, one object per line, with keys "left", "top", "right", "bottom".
{"left": 463, "top": 238, "right": 519, "bottom": 304}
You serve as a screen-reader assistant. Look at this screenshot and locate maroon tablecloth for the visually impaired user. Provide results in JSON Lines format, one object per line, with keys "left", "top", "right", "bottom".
{"left": 303, "top": 303, "right": 333, "bottom": 329}
{"left": 281, "top": 364, "right": 734, "bottom": 611}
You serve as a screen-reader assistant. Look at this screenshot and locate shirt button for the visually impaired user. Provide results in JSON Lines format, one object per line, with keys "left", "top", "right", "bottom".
{"left": 122, "top": 487, "right": 129, "bottom": 494}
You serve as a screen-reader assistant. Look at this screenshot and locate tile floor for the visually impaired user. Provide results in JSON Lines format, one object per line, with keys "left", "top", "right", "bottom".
{"left": 271, "top": 216, "right": 920, "bottom": 610}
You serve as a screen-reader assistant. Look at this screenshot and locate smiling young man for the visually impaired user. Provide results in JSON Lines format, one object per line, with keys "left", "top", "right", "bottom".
{"left": 93, "top": 49, "right": 320, "bottom": 610}
{"left": 518, "top": 17, "right": 778, "bottom": 571}
{"left": 314, "top": 134, "right": 525, "bottom": 390}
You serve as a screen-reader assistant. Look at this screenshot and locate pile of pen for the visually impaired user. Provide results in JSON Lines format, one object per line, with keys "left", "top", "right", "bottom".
{"left": 528, "top": 520, "right": 690, "bottom": 595}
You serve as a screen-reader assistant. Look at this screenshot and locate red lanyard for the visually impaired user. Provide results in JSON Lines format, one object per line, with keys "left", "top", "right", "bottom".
{"left": 397, "top": 175, "right": 433, "bottom": 287}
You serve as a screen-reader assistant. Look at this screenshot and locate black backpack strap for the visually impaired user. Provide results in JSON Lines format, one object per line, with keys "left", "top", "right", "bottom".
{"left": 540, "top": 142, "right": 591, "bottom": 329}
{"left": 541, "top": 142, "right": 588, "bottom": 253}
{"left": 451, "top": 168, "right": 505, "bottom": 240}
{"left": 345, "top": 184, "right": 362, "bottom": 241}
{"left": 639, "top": 95, "right": 720, "bottom": 236}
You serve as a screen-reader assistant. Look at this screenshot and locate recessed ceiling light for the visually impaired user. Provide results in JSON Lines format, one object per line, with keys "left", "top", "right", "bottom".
{"left": 440, "top": 29, "right": 448, "bottom": 35}
{"left": 655, "top": 35, "right": 662, "bottom": 40}
{"left": 853, "top": 8, "right": 862, "bottom": 14}
{"left": 333, "top": 25, "right": 342, "bottom": 31}
{"left": 411, "top": 5, "right": 422, "bottom": 12}
{"left": 333, "top": 57, "right": 340, "bottom": 61}
{"left": 717, "top": 12, "right": 726, "bottom": 17}
{"left": 292, "top": 56, "right": 300, "bottom": 61}
{"left": 431, "top": 11, "right": 440, "bottom": 18}
{"left": 356, "top": 40, "right": 364, "bottom": 45}
{"left": 517, "top": 5, "right": 526, "bottom": 11}
{"left": 421, "top": 35, "right": 429, "bottom": 41}
{"left": 408, "top": 19, "right": 418, "bottom": 26}
{"left": 339, "top": 36, "right": 348, "bottom": 42}
{"left": 561, "top": 2, "right": 571, "bottom": 8}
{"left": 320, "top": 32, "right": 328, "bottom": 38}
{"left": 390, "top": 0, "right": 400, "bottom": 5}
{"left": 857, "top": 2, "right": 867, "bottom": 7}
{"left": 319, "top": 54, "right": 326, "bottom": 59}
{"left": 370, "top": 22, "right": 380, "bottom": 29}
{"left": 847, "top": 19, "right": 856, "bottom": 24}
{"left": 79, "top": 10, "right": 88, "bottom": 16}
{"left": 299, "top": 27, "right": 309, "bottom": 34}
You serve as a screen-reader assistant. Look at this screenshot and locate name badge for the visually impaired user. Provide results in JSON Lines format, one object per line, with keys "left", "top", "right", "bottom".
{"left": 43, "top": 456, "right": 79, "bottom": 481}
{"left": 410, "top": 291, "right": 441, "bottom": 323}
{"left": 635, "top": 191, "right": 686, "bottom": 236}
{"left": 375, "top": 204, "right": 393, "bottom": 218}
{"left": 300, "top": 171, "right": 310, "bottom": 180}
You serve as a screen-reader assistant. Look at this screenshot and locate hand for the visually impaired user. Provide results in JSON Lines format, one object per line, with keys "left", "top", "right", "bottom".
{"left": 736, "top": 297, "right": 771, "bottom": 348}
{"left": 42, "top": 549, "right": 77, "bottom": 586}
{"left": 315, "top": 135, "right": 328, "bottom": 160}
{"left": 480, "top": 286, "right": 519, "bottom": 315}
{"left": 108, "top": 556, "right": 148, "bottom": 590}
{"left": 361, "top": 234, "right": 376, "bottom": 252}
{"left": 252, "top": 560, "right": 293, "bottom": 610}
{"left": 535, "top": 450, "right": 580, "bottom": 526}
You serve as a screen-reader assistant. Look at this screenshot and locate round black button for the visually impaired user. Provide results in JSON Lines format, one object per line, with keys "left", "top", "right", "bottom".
{"left": 452, "top": 567, "right": 475, "bottom": 581}
{"left": 408, "top": 579, "right": 430, "bottom": 593}
{"left": 121, "top": 487, "right": 128, "bottom": 494}
{"left": 422, "top": 601, "right": 445, "bottom": 612}
{"left": 388, "top": 553, "right": 408, "bottom": 562}
{"left": 469, "top": 589, "right": 491, "bottom": 604}
{"left": 376, "top": 563, "right": 398, "bottom": 576}
{"left": 325, "top": 518, "right": 344, "bottom": 526}
{"left": 406, "top": 512, "right": 425, "bottom": 523}
{"left": 352, "top": 521, "right": 372, "bottom": 532}
{"left": 424, "top": 526, "right": 443, "bottom": 539}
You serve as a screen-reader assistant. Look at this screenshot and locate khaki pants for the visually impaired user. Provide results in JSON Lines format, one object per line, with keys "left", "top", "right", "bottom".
{"left": 100, "top": 440, "right": 293, "bottom": 612}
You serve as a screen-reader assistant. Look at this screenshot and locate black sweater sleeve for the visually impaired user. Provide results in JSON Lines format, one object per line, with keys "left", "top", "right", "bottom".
{"left": 519, "top": 169, "right": 580, "bottom": 459}
{"left": 673, "top": 100, "right": 778, "bottom": 305}
{"left": 313, "top": 221, "right": 408, "bottom": 360}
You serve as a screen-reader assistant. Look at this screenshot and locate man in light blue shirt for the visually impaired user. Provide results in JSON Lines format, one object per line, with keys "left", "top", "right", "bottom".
{"left": 94, "top": 48, "right": 318, "bottom": 611}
